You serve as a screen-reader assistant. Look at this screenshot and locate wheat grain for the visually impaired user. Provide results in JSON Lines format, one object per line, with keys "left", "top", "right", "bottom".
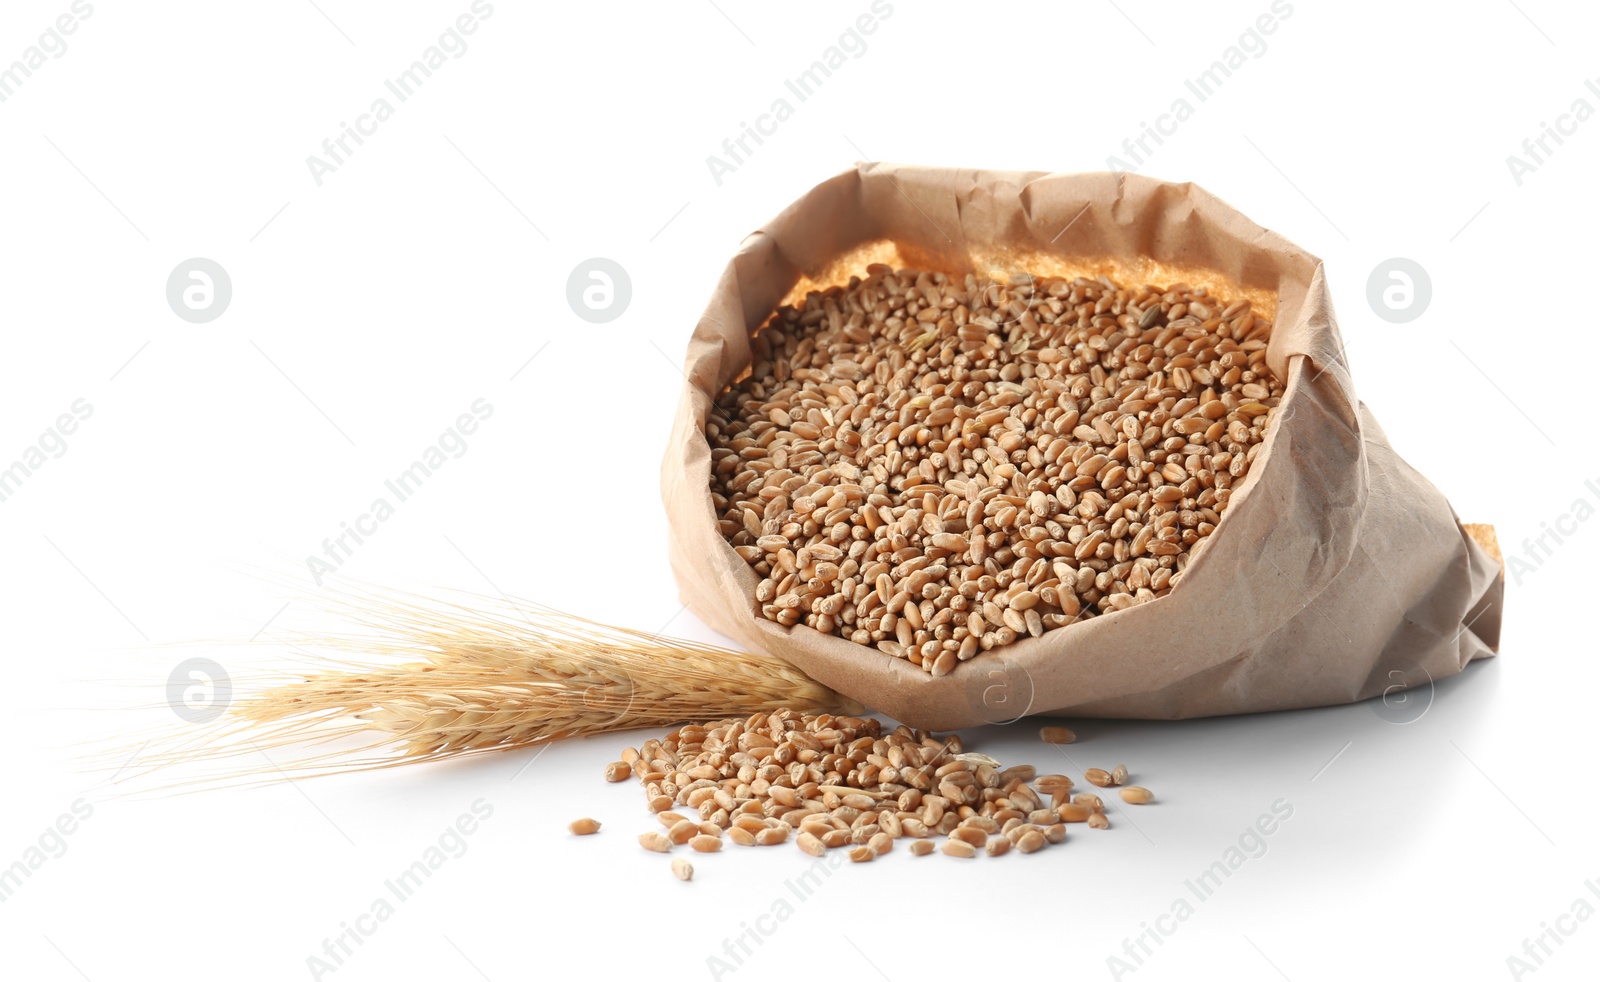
{"left": 756, "top": 827, "right": 788, "bottom": 846}
{"left": 610, "top": 710, "right": 1132, "bottom": 869}
{"left": 1016, "top": 830, "right": 1047, "bottom": 853}
{"left": 639, "top": 832, "right": 671, "bottom": 853}
{"left": 949, "top": 826, "right": 987, "bottom": 849}
{"left": 708, "top": 267, "right": 1283, "bottom": 666}
{"left": 1057, "top": 803, "right": 1093, "bottom": 823}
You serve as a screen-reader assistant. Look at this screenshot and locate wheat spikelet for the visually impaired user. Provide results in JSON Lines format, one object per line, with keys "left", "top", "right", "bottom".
{"left": 132, "top": 590, "right": 861, "bottom": 784}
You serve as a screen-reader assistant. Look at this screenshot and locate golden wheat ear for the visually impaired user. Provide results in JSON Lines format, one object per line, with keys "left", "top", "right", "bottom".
{"left": 121, "top": 589, "right": 861, "bottom": 788}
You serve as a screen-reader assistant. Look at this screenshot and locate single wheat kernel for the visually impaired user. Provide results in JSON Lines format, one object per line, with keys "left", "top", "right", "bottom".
{"left": 1088, "top": 812, "right": 1111, "bottom": 829}
{"left": 949, "top": 826, "right": 987, "bottom": 849}
{"left": 733, "top": 815, "right": 767, "bottom": 834}
{"left": 961, "top": 815, "right": 1001, "bottom": 835}
{"left": 1085, "top": 768, "right": 1113, "bottom": 788}
{"left": 1111, "top": 764, "right": 1129, "bottom": 786}
{"left": 797, "top": 831, "right": 826, "bottom": 857}
{"left": 1039, "top": 726, "right": 1076, "bottom": 744}
{"left": 868, "top": 831, "right": 893, "bottom": 856}
{"left": 1043, "top": 823, "right": 1067, "bottom": 844}
{"left": 941, "top": 840, "right": 976, "bottom": 858}
{"left": 1074, "top": 793, "right": 1104, "bottom": 811}
{"left": 568, "top": 817, "right": 601, "bottom": 835}
{"left": 672, "top": 857, "right": 694, "bottom": 881}
{"left": 768, "top": 785, "right": 800, "bottom": 808}
{"left": 639, "top": 832, "right": 671, "bottom": 853}
{"left": 800, "top": 817, "right": 833, "bottom": 839}
{"left": 668, "top": 820, "right": 698, "bottom": 845}
{"left": 1120, "top": 786, "right": 1154, "bottom": 805}
{"left": 999, "top": 765, "right": 1037, "bottom": 783}
{"left": 756, "top": 827, "right": 788, "bottom": 846}
{"left": 909, "top": 839, "right": 935, "bottom": 857}
{"left": 986, "top": 837, "right": 1011, "bottom": 857}
{"left": 1009, "top": 784, "right": 1043, "bottom": 810}
{"left": 690, "top": 834, "right": 723, "bottom": 853}
{"left": 1057, "top": 803, "right": 1093, "bottom": 823}
{"left": 727, "top": 827, "right": 758, "bottom": 847}
{"left": 647, "top": 794, "right": 674, "bottom": 812}
{"left": 822, "top": 828, "right": 852, "bottom": 849}
{"left": 848, "top": 845, "right": 875, "bottom": 863}
{"left": 604, "top": 761, "right": 631, "bottom": 782}
{"left": 1016, "top": 830, "right": 1047, "bottom": 854}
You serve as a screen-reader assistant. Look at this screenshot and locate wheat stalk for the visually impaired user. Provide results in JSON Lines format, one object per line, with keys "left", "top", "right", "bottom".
{"left": 132, "top": 591, "right": 861, "bottom": 784}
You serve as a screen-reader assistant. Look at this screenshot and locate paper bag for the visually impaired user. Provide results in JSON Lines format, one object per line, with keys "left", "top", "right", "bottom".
{"left": 660, "top": 163, "right": 1503, "bottom": 729}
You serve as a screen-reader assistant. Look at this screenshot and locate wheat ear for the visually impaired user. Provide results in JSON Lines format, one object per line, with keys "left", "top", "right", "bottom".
{"left": 134, "top": 592, "right": 861, "bottom": 783}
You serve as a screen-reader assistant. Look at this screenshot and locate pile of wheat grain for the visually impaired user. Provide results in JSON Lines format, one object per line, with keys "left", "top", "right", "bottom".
{"left": 576, "top": 711, "right": 1156, "bottom": 870}
{"left": 707, "top": 266, "right": 1283, "bottom": 671}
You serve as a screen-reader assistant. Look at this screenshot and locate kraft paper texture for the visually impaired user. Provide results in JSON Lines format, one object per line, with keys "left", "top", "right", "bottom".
{"left": 661, "top": 163, "right": 1503, "bottom": 729}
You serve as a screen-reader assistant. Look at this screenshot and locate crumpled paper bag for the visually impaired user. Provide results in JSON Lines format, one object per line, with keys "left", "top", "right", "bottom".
{"left": 661, "top": 162, "right": 1502, "bottom": 729}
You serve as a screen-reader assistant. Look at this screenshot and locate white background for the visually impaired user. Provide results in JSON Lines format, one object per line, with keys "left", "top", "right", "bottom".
{"left": 2, "top": 1, "right": 1595, "bottom": 979}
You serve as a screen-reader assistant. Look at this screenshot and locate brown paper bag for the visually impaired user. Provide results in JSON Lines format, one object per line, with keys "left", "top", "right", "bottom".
{"left": 660, "top": 163, "right": 1503, "bottom": 730}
